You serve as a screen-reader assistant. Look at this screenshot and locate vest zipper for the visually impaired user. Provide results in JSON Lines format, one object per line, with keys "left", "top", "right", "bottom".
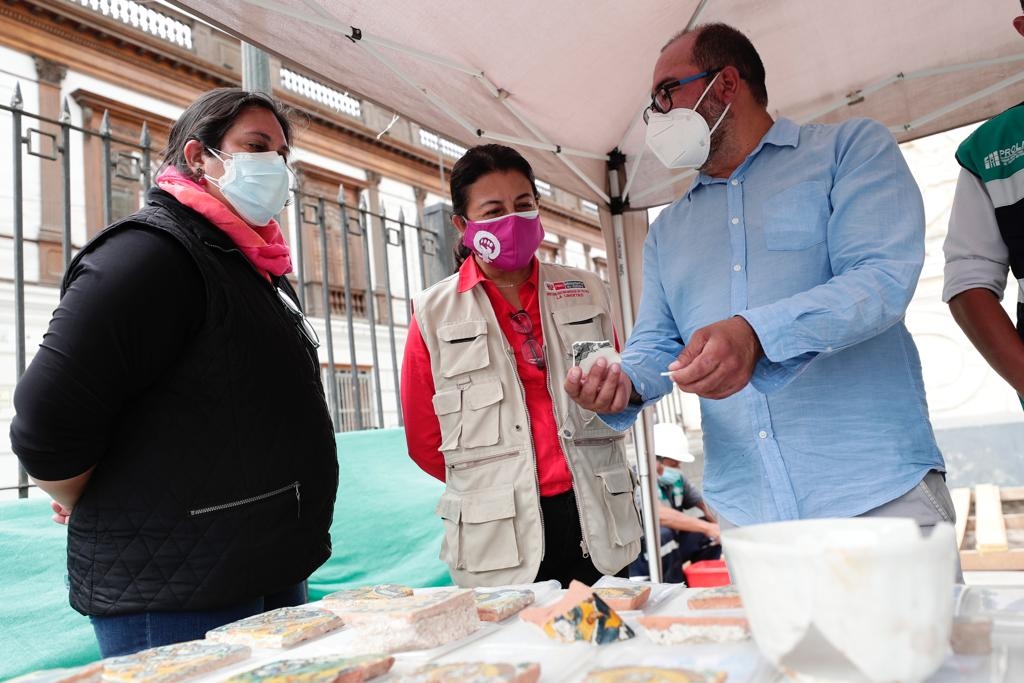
{"left": 570, "top": 436, "right": 628, "bottom": 558}
{"left": 571, "top": 436, "right": 626, "bottom": 447}
{"left": 506, "top": 344, "right": 545, "bottom": 563}
{"left": 546, "top": 350, "right": 591, "bottom": 560}
{"left": 447, "top": 450, "right": 519, "bottom": 471}
{"left": 189, "top": 481, "right": 301, "bottom": 518}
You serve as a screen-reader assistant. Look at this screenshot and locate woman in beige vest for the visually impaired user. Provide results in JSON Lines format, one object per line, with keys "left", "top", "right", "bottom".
{"left": 401, "top": 145, "right": 642, "bottom": 588}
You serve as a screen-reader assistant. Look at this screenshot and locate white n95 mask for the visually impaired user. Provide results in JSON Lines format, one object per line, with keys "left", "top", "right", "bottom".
{"left": 645, "top": 72, "right": 730, "bottom": 169}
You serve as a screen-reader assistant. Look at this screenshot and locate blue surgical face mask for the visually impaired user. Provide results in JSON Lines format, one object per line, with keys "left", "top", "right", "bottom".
{"left": 658, "top": 466, "right": 685, "bottom": 507}
{"left": 207, "top": 148, "right": 291, "bottom": 226}
{"left": 658, "top": 466, "right": 683, "bottom": 488}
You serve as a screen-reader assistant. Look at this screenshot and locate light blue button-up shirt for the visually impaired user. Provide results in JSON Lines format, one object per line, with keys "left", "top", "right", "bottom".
{"left": 604, "top": 117, "right": 945, "bottom": 526}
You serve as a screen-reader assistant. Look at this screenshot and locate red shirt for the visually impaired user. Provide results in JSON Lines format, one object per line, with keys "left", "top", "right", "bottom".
{"left": 401, "top": 257, "right": 574, "bottom": 496}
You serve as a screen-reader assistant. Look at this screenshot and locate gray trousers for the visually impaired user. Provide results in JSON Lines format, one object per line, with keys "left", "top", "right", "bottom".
{"left": 715, "top": 470, "right": 965, "bottom": 583}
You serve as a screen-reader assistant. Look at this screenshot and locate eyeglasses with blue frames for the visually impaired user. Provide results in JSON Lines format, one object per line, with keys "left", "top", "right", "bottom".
{"left": 276, "top": 287, "right": 320, "bottom": 349}
{"left": 509, "top": 309, "right": 546, "bottom": 370}
{"left": 643, "top": 68, "right": 721, "bottom": 124}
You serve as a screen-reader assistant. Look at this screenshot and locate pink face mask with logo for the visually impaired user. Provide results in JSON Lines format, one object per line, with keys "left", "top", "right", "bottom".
{"left": 462, "top": 210, "right": 545, "bottom": 272}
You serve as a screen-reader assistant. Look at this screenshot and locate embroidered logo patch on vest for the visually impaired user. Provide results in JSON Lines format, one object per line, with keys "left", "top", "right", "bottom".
{"left": 544, "top": 280, "right": 588, "bottom": 299}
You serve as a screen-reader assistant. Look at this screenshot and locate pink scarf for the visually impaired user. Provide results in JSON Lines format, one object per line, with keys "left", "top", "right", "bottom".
{"left": 156, "top": 166, "right": 293, "bottom": 281}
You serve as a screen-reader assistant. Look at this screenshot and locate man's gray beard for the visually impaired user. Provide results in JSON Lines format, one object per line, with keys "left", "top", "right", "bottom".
{"left": 696, "top": 95, "right": 732, "bottom": 172}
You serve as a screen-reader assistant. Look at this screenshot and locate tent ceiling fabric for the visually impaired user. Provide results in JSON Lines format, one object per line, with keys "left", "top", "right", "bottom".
{"left": 170, "top": 0, "right": 1024, "bottom": 209}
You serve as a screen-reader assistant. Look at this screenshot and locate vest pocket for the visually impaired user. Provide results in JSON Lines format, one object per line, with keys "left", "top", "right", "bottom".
{"left": 461, "top": 381, "right": 503, "bottom": 448}
{"left": 432, "top": 389, "right": 463, "bottom": 451}
{"left": 434, "top": 485, "right": 520, "bottom": 572}
{"left": 438, "top": 320, "right": 490, "bottom": 378}
{"left": 435, "top": 491, "right": 462, "bottom": 568}
{"left": 551, "top": 304, "right": 608, "bottom": 361}
{"left": 594, "top": 466, "right": 644, "bottom": 547}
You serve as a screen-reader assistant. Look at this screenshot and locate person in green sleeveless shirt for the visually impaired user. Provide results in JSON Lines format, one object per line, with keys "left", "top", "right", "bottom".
{"left": 943, "top": 2, "right": 1024, "bottom": 407}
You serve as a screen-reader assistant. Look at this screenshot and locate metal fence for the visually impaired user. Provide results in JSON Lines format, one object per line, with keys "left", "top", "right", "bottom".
{"left": 1, "top": 86, "right": 445, "bottom": 497}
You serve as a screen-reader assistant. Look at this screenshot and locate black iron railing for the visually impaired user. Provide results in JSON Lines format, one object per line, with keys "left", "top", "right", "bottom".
{"left": 2, "top": 87, "right": 446, "bottom": 497}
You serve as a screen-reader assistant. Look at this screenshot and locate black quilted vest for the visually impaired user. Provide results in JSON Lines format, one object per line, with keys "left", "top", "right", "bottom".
{"left": 64, "top": 188, "right": 338, "bottom": 616}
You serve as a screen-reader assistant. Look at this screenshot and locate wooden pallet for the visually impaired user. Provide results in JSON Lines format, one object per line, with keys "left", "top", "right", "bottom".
{"left": 952, "top": 484, "right": 1024, "bottom": 571}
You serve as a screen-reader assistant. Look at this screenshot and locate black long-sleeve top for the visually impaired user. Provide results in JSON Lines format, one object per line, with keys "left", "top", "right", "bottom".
{"left": 11, "top": 227, "right": 203, "bottom": 480}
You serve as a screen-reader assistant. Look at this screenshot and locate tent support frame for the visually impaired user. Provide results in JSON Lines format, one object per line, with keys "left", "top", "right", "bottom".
{"left": 608, "top": 150, "right": 663, "bottom": 583}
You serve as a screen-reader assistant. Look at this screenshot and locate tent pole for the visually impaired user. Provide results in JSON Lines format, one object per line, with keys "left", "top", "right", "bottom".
{"left": 241, "top": 43, "right": 272, "bottom": 94}
{"left": 608, "top": 150, "right": 662, "bottom": 583}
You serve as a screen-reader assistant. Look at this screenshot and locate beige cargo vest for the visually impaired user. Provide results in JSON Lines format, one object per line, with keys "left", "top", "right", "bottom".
{"left": 414, "top": 261, "right": 643, "bottom": 587}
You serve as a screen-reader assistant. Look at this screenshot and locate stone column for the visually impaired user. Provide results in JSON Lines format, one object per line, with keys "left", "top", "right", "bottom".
{"left": 555, "top": 235, "right": 567, "bottom": 265}
{"left": 365, "top": 171, "right": 388, "bottom": 296}
{"left": 419, "top": 187, "right": 455, "bottom": 287}
{"left": 241, "top": 43, "right": 272, "bottom": 94}
{"left": 413, "top": 186, "right": 427, "bottom": 221}
{"left": 34, "top": 57, "right": 68, "bottom": 284}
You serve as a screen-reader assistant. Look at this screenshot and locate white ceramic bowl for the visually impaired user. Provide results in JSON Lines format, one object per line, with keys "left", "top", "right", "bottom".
{"left": 721, "top": 517, "right": 957, "bottom": 683}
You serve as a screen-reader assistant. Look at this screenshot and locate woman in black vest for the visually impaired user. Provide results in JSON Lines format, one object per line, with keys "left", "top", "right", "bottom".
{"left": 10, "top": 88, "right": 338, "bottom": 657}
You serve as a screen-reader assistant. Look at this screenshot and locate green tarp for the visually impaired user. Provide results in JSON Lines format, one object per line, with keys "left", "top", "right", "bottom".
{"left": 0, "top": 427, "right": 451, "bottom": 680}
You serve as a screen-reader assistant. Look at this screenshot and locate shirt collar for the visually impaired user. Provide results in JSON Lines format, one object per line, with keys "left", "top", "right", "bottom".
{"left": 685, "top": 117, "right": 799, "bottom": 198}
{"left": 457, "top": 255, "right": 539, "bottom": 293}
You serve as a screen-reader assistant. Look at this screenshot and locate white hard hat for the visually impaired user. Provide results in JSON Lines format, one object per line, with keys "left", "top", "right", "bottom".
{"left": 652, "top": 422, "right": 695, "bottom": 463}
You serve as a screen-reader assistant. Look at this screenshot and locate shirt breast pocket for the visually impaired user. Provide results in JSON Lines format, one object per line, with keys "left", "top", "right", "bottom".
{"left": 761, "top": 181, "right": 830, "bottom": 251}
{"left": 437, "top": 319, "right": 490, "bottom": 378}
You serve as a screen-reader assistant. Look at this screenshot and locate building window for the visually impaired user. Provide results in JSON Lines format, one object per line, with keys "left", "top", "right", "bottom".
{"left": 280, "top": 68, "right": 362, "bottom": 119}
{"left": 108, "top": 149, "right": 145, "bottom": 221}
{"left": 535, "top": 179, "right": 553, "bottom": 198}
{"left": 325, "top": 366, "right": 377, "bottom": 432}
{"left": 580, "top": 199, "right": 599, "bottom": 216}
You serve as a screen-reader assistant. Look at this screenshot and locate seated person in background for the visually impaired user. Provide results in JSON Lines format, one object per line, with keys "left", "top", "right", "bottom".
{"left": 630, "top": 423, "right": 721, "bottom": 583}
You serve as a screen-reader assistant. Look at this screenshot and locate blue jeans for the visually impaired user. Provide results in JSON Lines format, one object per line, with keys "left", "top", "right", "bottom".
{"left": 90, "top": 581, "right": 307, "bottom": 657}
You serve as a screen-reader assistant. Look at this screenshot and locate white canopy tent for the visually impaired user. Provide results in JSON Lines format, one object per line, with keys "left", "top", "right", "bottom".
{"left": 167, "top": 0, "right": 1024, "bottom": 581}
{"left": 164, "top": 0, "right": 1024, "bottom": 207}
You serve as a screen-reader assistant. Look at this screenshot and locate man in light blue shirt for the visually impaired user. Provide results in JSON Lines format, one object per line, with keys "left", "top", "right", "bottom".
{"left": 566, "top": 23, "right": 954, "bottom": 536}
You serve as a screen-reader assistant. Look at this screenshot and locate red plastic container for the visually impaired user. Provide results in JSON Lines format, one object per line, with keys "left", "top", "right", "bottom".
{"left": 684, "top": 559, "right": 731, "bottom": 587}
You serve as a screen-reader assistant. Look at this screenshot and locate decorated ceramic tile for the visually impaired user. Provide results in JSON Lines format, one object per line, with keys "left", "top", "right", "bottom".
{"left": 206, "top": 606, "right": 343, "bottom": 648}
{"left": 324, "top": 589, "right": 474, "bottom": 621}
{"left": 327, "top": 589, "right": 480, "bottom": 654}
{"left": 572, "top": 340, "right": 619, "bottom": 374}
{"left": 638, "top": 615, "right": 750, "bottom": 644}
{"left": 223, "top": 653, "right": 394, "bottom": 682}
{"left": 519, "top": 580, "right": 592, "bottom": 626}
{"left": 542, "top": 593, "right": 634, "bottom": 644}
{"left": 583, "top": 667, "right": 727, "bottom": 683}
{"left": 474, "top": 589, "right": 535, "bottom": 622}
{"left": 686, "top": 584, "right": 742, "bottom": 610}
{"left": 592, "top": 585, "right": 651, "bottom": 611}
{"left": 320, "top": 584, "right": 413, "bottom": 603}
{"left": 101, "top": 640, "right": 250, "bottom": 683}
{"left": 396, "top": 661, "right": 541, "bottom": 683}
{"left": 8, "top": 663, "right": 102, "bottom": 683}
